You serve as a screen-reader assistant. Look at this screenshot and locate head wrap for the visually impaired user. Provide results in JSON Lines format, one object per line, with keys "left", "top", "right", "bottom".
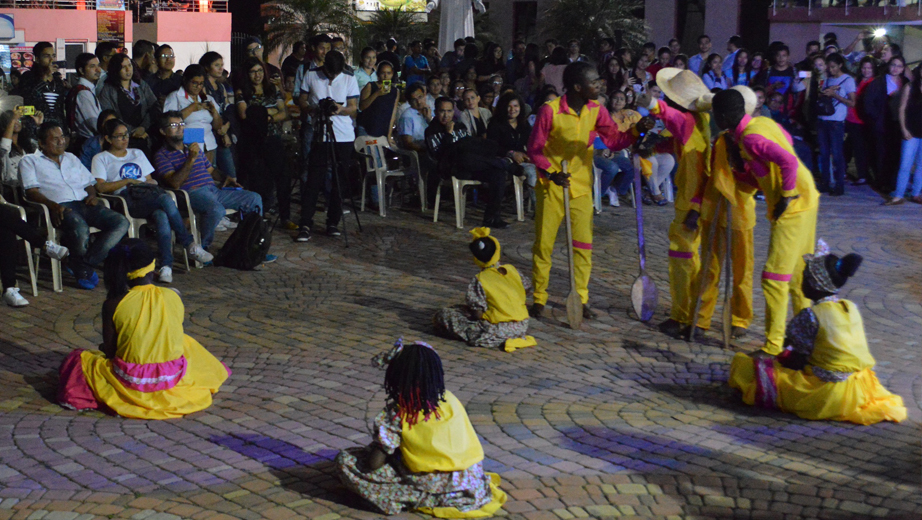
{"left": 803, "top": 239, "right": 861, "bottom": 295}
{"left": 372, "top": 337, "right": 436, "bottom": 368}
{"left": 469, "top": 227, "right": 500, "bottom": 268}
{"left": 126, "top": 260, "right": 156, "bottom": 280}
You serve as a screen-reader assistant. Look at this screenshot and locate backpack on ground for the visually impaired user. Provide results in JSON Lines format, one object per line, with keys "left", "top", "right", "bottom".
{"left": 214, "top": 212, "right": 272, "bottom": 270}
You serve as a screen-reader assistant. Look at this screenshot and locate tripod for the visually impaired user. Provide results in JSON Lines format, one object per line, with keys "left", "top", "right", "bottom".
{"left": 311, "top": 111, "right": 363, "bottom": 247}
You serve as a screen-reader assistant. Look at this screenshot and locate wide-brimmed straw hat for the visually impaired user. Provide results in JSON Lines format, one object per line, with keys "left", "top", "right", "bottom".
{"left": 731, "top": 85, "right": 758, "bottom": 116}
{"left": 656, "top": 68, "right": 713, "bottom": 112}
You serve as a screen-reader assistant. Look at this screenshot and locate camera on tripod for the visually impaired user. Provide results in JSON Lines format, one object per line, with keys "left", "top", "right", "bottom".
{"left": 316, "top": 97, "right": 340, "bottom": 118}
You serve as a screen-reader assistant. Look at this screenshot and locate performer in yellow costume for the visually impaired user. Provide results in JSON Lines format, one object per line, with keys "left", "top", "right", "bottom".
{"left": 711, "top": 89, "right": 819, "bottom": 354}
{"left": 527, "top": 62, "right": 650, "bottom": 319}
{"left": 686, "top": 86, "right": 759, "bottom": 339}
{"left": 729, "top": 240, "right": 906, "bottom": 425}
{"left": 336, "top": 339, "right": 507, "bottom": 517}
{"left": 433, "top": 227, "right": 536, "bottom": 352}
{"left": 57, "top": 239, "right": 230, "bottom": 419}
{"left": 637, "top": 69, "right": 712, "bottom": 338}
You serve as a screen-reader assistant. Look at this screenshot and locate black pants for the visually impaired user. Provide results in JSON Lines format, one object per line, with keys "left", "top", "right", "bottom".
{"left": 845, "top": 121, "right": 870, "bottom": 183}
{"left": 0, "top": 206, "right": 44, "bottom": 290}
{"left": 456, "top": 154, "right": 510, "bottom": 223}
{"left": 300, "top": 141, "right": 353, "bottom": 229}
{"left": 242, "top": 134, "right": 291, "bottom": 221}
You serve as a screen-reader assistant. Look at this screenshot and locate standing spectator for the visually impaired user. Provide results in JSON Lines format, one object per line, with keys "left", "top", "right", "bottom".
{"left": 487, "top": 91, "right": 535, "bottom": 198}
{"left": 358, "top": 61, "right": 399, "bottom": 138}
{"left": 750, "top": 52, "right": 767, "bottom": 85}
{"left": 647, "top": 47, "right": 672, "bottom": 80}
{"left": 355, "top": 47, "right": 378, "bottom": 93}
{"left": 566, "top": 39, "right": 588, "bottom": 63}
{"left": 885, "top": 65, "right": 922, "bottom": 206}
{"left": 98, "top": 54, "right": 158, "bottom": 154}
{"left": 293, "top": 34, "right": 332, "bottom": 181}
{"left": 477, "top": 43, "right": 505, "bottom": 84}
{"left": 796, "top": 40, "right": 822, "bottom": 72}
{"left": 629, "top": 54, "right": 652, "bottom": 94}
{"left": 543, "top": 39, "right": 558, "bottom": 60}
{"left": 668, "top": 38, "right": 682, "bottom": 60}
{"left": 378, "top": 38, "right": 402, "bottom": 76}
{"left": 282, "top": 41, "right": 307, "bottom": 81}
{"left": 131, "top": 40, "right": 158, "bottom": 83}
{"left": 245, "top": 37, "right": 282, "bottom": 89}
{"left": 615, "top": 48, "right": 633, "bottom": 70}
{"left": 596, "top": 38, "right": 616, "bottom": 72}
{"left": 17, "top": 42, "right": 67, "bottom": 124}
{"left": 459, "top": 89, "right": 491, "bottom": 138}
{"left": 506, "top": 40, "right": 527, "bottom": 86}
{"left": 600, "top": 56, "right": 627, "bottom": 97}
{"left": 456, "top": 42, "right": 479, "bottom": 78}
{"left": 403, "top": 40, "right": 431, "bottom": 86}
{"left": 765, "top": 45, "right": 805, "bottom": 116}
{"left": 145, "top": 44, "right": 183, "bottom": 105}
{"left": 541, "top": 47, "right": 568, "bottom": 94}
{"left": 861, "top": 56, "right": 906, "bottom": 193}
{"left": 846, "top": 57, "right": 875, "bottom": 186}
{"left": 701, "top": 54, "right": 729, "bottom": 91}
{"left": 688, "top": 35, "right": 712, "bottom": 75}
{"left": 199, "top": 51, "right": 236, "bottom": 183}
{"left": 154, "top": 112, "right": 263, "bottom": 252}
{"left": 20, "top": 121, "right": 129, "bottom": 289}
{"left": 730, "top": 49, "right": 753, "bottom": 86}
{"left": 640, "top": 42, "right": 656, "bottom": 65}
{"left": 234, "top": 58, "right": 289, "bottom": 224}
{"left": 672, "top": 54, "right": 689, "bottom": 71}
{"left": 815, "top": 53, "right": 856, "bottom": 196}
{"left": 425, "top": 43, "right": 442, "bottom": 77}
{"left": 66, "top": 53, "right": 102, "bottom": 150}
{"left": 164, "top": 65, "right": 224, "bottom": 166}
{"left": 296, "top": 50, "right": 359, "bottom": 242}
{"left": 92, "top": 119, "right": 212, "bottom": 282}
{"left": 94, "top": 41, "right": 118, "bottom": 95}
{"left": 331, "top": 36, "right": 348, "bottom": 58}
{"left": 440, "top": 38, "right": 466, "bottom": 73}
{"left": 723, "top": 35, "right": 743, "bottom": 76}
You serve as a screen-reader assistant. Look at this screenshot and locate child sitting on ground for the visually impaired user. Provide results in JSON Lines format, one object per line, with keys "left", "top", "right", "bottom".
{"left": 728, "top": 239, "right": 907, "bottom": 425}
{"left": 335, "top": 339, "right": 507, "bottom": 517}
{"left": 433, "top": 227, "right": 536, "bottom": 352}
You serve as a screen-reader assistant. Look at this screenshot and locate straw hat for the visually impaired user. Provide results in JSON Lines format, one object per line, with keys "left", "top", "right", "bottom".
{"left": 656, "top": 68, "right": 713, "bottom": 112}
{"left": 731, "top": 85, "right": 758, "bottom": 116}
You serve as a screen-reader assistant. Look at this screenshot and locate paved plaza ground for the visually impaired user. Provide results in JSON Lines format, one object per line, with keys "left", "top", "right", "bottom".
{"left": 0, "top": 185, "right": 920, "bottom": 520}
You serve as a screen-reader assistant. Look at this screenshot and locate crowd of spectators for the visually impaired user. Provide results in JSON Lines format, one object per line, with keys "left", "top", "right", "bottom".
{"left": 0, "top": 26, "right": 918, "bottom": 308}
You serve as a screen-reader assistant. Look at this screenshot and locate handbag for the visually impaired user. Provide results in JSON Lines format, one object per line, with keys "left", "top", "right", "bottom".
{"left": 814, "top": 77, "right": 841, "bottom": 117}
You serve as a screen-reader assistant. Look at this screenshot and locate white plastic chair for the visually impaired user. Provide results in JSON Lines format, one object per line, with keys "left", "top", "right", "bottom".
{"left": 99, "top": 192, "right": 193, "bottom": 272}
{"left": 0, "top": 194, "right": 37, "bottom": 296}
{"left": 433, "top": 174, "right": 526, "bottom": 229}
{"left": 353, "top": 136, "right": 425, "bottom": 217}
{"left": 165, "top": 188, "right": 232, "bottom": 269}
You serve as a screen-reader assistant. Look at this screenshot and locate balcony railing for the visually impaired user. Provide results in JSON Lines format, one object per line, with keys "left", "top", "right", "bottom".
{"left": 772, "top": 0, "right": 921, "bottom": 15}
{"left": 0, "top": 0, "right": 228, "bottom": 12}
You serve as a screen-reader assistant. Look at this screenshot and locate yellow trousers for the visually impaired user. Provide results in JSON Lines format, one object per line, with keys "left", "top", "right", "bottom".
{"left": 532, "top": 182, "right": 593, "bottom": 305}
{"left": 762, "top": 206, "right": 818, "bottom": 354}
{"left": 696, "top": 219, "right": 754, "bottom": 330}
{"left": 668, "top": 209, "right": 701, "bottom": 324}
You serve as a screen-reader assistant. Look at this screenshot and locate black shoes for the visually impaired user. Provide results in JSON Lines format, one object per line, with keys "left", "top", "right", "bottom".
{"left": 529, "top": 303, "right": 545, "bottom": 319}
{"left": 295, "top": 226, "right": 311, "bottom": 242}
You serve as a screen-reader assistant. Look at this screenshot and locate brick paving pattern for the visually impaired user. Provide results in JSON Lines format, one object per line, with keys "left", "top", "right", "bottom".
{"left": 0, "top": 185, "right": 920, "bottom": 519}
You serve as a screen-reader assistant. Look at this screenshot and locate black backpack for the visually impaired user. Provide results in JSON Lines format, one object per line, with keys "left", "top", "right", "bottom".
{"left": 214, "top": 212, "right": 272, "bottom": 270}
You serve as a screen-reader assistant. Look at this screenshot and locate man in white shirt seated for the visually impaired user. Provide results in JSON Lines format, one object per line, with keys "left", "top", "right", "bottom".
{"left": 396, "top": 82, "right": 437, "bottom": 204}
{"left": 20, "top": 121, "right": 129, "bottom": 290}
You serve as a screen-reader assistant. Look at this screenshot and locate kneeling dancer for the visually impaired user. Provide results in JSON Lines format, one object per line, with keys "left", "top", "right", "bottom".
{"left": 336, "top": 339, "right": 507, "bottom": 517}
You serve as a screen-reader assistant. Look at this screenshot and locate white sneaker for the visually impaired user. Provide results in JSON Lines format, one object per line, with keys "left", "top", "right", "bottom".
{"left": 607, "top": 189, "right": 620, "bottom": 207}
{"left": 215, "top": 220, "right": 227, "bottom": 232}
{"left": 44, "top": 241, "right": 69, "bottom": 260}
{"left": 157, "top": 266, "right": 173, "bottom": 284}
{"left": 218, "top": 216, "right": 237, "bottom": 230}
{"left": 3, "top": 287, "right": 29, "bottom": 307}
{"left": 186, "top": 244, "right": 214, "bottom": 263}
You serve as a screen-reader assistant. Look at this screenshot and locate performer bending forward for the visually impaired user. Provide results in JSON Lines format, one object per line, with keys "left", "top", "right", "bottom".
{"left": 526, "top": 61, "right": 651, "bottom": 319}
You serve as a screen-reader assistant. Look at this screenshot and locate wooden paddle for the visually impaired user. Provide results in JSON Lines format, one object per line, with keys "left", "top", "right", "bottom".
{"left": 561, "top": 161, "right": 582, "bottom": 329}
{"left": 630, "top": 149, "right": 658, "bottom": 322}
{"left": 721, "top": 202, "right": 733, "bottom": 348}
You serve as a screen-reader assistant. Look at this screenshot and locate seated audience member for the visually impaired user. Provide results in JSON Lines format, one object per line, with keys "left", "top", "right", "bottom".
{"left": 335, "top": 340, "right": 507, "bottom": 517}
{"left": 98, "top": 53, "right": 158, "bottom": 154}
{"left": 358, "top": 61, "right": 399, "bottom": 138}
{"left": 165, "top": 65, "right": 225, "bottom": 166}
{"left": 1, "top": 107, "right": 39, "bottom": 187}
{"left": 595, "top": 90, "right": 638, "bottom": 206}
{"left": 434, "top": 228, "right": 536, "bottom": 351}
{"left": 131, "top": 40, "right": 159, "bottom": 83}
{"left": 57, "top": 239, "right": 231, "bottom": 419}
{"left": 396, "top": 82, "right": 436, "bottom": 202}
{"left": 92, "top": 119, "right": 213, "bottom": 283}
{"left": 145, "top": 44, "right": 184, "bottom": 103}
{"left": 477, "top": 43, "right": 505, "bottom": 84}
{"left": 425, "top": 75, "right": 443, "bottom": 113}
{"left": 234, "top": 58, "right": 290, "bottom": 225}
{"left": 459, "top": 89, "right": 491, "bottom": 138}
{"left": 67, "top": 52, "right": 102, "bottom": 151}
{"left": 81, "top": 110, "right": 119, "bottom": 170}
{"left": 427, "top": 97, "right": 510, "bottom": 228}
{"left": 1, "top": 207, "right": 69, "bottom": 307}
{"left": 20, "top": 121, "right": 130, "bottom": 289}
{"left": 17, "top": 42, "right": 67, "bottom": 124}
{"left": 281, "top": 41, "right": 307, "bottom": 83}
{"left": 729, "top": 242, "right": 906, "bottom": 425}
{"left": 154, "top": 111, "right": 262, "bottom": 252}
{"left": 487, "top": 92, "right": 535, "bottom": 197}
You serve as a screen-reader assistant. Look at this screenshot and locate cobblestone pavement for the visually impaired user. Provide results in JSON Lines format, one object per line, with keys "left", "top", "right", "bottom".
{"left": 0, "top": 184, "right": 920, "bottom": 520}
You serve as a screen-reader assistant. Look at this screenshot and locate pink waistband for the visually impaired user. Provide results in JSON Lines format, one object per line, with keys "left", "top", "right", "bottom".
{"left": 112, "top": 355, "right": 187, "bottom": 392}
{"left": 762, "top": 271, "right": 793, "bottom": 282}
{"left": 572, "top": 240, "right": 592, "bottom": 250}
{"left": 668, "top": 250, "right": 694, "bottom": 259}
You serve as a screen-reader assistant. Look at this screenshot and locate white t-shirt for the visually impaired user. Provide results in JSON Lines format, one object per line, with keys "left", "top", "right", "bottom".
{"left": 818, "top": 74, "right": 857, "bottom": 122}
{"left": 300, "top": 68, "right": 360, "bottom": 142}
{"left": 91, "top": 149, "right": 156, "bottom": 194}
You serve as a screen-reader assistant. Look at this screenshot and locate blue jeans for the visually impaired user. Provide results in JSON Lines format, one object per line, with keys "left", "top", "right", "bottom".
{"left": 215, "top": 145, "right": 237, "bottom": 180}
{"left": 892, "top": 137, "right": 922, "bottom": 199}
{"left": 125, "top": 192, "right": 194, "bottom": 267}
{"left": 187, "top": 185, "right": 262, "bottom": 250}
{"left": 816, "top": 119, "right": 846, "bottom": 191}
{"left": 59, "top": 201, "right": 129, "bottom": 278}
{"left": 594, "top": 153, "right": 634, "bottom": 195}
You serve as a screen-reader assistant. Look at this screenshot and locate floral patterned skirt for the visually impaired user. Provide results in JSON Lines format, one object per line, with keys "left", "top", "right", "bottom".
{"left": 433, "top": 305, "right": 529, "bottom": 349}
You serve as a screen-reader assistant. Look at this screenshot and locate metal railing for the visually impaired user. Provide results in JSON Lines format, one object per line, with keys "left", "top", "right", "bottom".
{"left": 0, "top": 0, "right": 228, "bottom": 12}
{"left": 772, "top": 0, "right": 921, "bottom": 15}
{"left": 0, "top": 0, "right": 97, "bottom": 7}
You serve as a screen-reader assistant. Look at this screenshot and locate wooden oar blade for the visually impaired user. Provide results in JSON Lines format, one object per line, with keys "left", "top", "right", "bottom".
{"left": 566, "top": 290, "right": 583, "bottom": 329}
{"left": 631, "top": 274, "right": 658, "bottom": 322}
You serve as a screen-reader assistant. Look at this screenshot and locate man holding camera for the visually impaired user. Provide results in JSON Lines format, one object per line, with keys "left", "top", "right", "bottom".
{"left": 296, "top": 51, "right": 359, "bottom": 242}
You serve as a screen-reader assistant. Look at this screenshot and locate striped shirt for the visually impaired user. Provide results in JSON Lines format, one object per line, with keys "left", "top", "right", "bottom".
{"left": 153, "top": 146, "right": 214, "bottom": 191}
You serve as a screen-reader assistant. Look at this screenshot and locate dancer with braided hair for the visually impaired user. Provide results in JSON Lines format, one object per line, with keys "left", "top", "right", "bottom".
{"left": 335, "top": 339, "right": 507, "bottom": 517}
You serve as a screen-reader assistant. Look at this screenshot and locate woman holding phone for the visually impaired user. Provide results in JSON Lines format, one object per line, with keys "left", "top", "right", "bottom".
{"left": 358, "top": 61, "right": 399, "bottom": 138}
